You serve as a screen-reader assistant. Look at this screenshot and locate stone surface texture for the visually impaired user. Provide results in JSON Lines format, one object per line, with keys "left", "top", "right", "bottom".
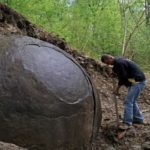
{"left": 0, "top": 34, "right": 101, "bottom": 150}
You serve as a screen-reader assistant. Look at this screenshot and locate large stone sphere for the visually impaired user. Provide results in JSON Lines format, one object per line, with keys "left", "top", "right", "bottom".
{"left": 0, "top": 34, "right": 101, "bottom": 149}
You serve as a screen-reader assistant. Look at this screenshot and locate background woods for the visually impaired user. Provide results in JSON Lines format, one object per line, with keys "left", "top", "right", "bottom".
{"left": 0, "top": 0, "right": 150, "bottom": 70}
{"left": 0, "top": 1, "right": 150, "bottom": 150}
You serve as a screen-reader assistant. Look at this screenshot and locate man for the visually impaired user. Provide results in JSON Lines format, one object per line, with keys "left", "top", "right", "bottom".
{"left": 101, "top": 54, "right": 147, "bottom": 129}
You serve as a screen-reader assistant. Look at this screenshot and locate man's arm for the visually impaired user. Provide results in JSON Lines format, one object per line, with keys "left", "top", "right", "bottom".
{"left": 115, "top": 61, "right": 128, "bottom": 86}
{"left": 113, "top": 60, "right": 129, "bottom": 94}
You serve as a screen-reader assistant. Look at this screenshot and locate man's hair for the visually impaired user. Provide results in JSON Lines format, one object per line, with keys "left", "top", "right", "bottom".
{"left": 101, "top": 54, "right": 110, "bottom": 63}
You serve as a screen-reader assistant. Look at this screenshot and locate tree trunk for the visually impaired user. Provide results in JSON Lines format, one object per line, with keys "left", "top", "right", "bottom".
{"left": 145, "top": 0, "right": 150, "bottom": 26}
{"left": 118, "top": 0, "right": 128, "bottom": 56}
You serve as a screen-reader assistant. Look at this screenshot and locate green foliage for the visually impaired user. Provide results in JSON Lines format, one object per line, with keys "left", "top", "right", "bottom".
{"left": 0, "top": 0, "right": 149, "bottom": 70}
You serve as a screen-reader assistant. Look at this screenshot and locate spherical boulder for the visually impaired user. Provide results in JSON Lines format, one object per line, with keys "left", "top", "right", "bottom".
{"left": 0, "top": 34, "right": 101, "bottom": 149}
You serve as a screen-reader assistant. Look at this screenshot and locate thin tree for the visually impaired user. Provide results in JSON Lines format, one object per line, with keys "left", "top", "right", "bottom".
{"left": 145, "top": 0, "right": 150, "bottom": 26}
{"left": 118, "top": 0, "right": 146, "bottom": 57}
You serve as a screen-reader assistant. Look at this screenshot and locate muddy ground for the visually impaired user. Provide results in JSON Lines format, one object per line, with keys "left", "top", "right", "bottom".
{"left": 88, "top": 68, "right": 150, "bottom": 150}
{"left": 0, "top": 4, "right": 150, "bottom": 150}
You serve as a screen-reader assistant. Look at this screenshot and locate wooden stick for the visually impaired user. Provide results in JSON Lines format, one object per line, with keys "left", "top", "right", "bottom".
{"left": 112, "top": 78, "right": 119, "bottom": 128}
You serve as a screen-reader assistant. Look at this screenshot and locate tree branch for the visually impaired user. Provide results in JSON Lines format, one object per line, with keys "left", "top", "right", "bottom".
{"left": 124, "top": 11, "right": 145, "bottom": 53}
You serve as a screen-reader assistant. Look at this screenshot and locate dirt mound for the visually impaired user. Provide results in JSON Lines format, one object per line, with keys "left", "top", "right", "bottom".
{"left": 0, "top": 3, "right": 104, "bottom": 73}
{"left": 0, "top": 3, "right": 150, "bottom": 150}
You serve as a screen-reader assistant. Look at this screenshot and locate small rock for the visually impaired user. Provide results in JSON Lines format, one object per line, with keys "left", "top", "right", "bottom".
{"left": 126, "top": 127, "right": 137, "bottom": 137}
{"left": 142, "top": 141, "right": 150, "bottom": 150}
{"left": 0, "top": 141, "right": 27, "bottom": 150}
{"left": 130, "top": 145, "right": 141, "bottom": 150}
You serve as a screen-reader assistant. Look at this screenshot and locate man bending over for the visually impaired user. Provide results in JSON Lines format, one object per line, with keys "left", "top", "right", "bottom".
{"left": 101, "top": 54, "right": 146, "bottom": 129}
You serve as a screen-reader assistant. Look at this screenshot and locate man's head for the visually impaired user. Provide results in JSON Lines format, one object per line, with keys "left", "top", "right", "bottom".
{"left": 101, "top": 54, "right": 115, "bottom": 65}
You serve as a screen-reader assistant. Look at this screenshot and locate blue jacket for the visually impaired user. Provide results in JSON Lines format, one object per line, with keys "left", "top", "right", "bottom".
{"left": 113, "top": 57, "right": 146, "bottom": 87}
